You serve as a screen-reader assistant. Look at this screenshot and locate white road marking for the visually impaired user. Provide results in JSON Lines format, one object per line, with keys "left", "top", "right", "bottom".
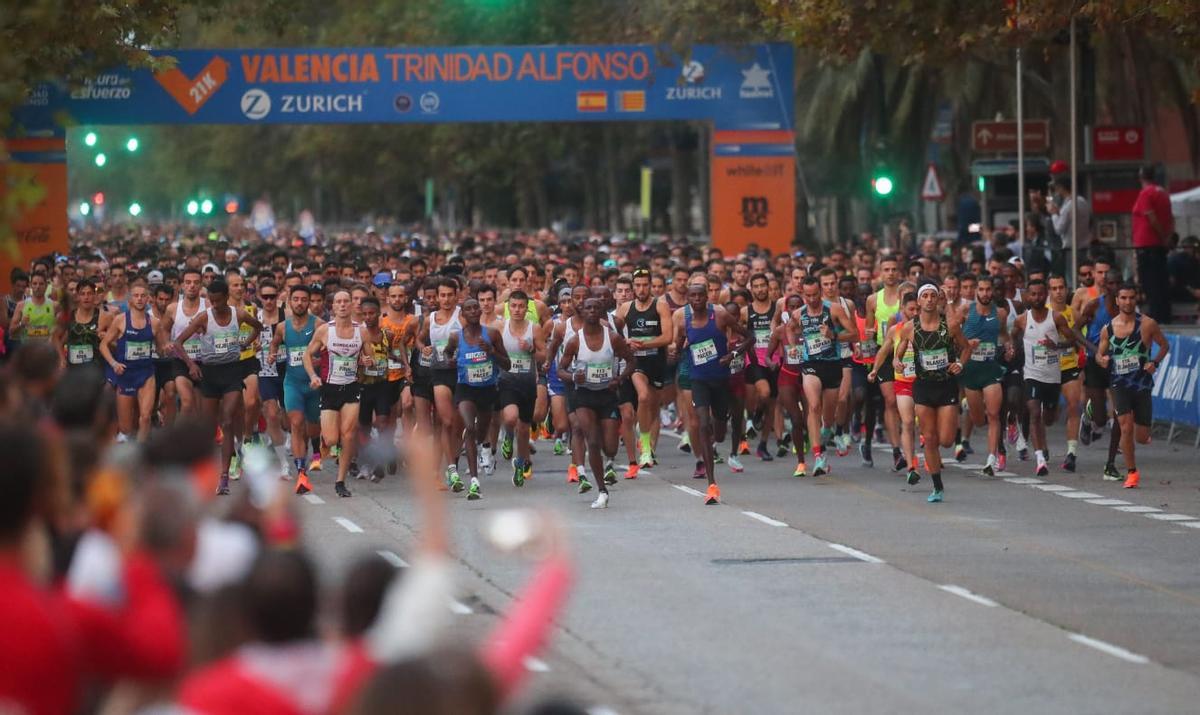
{"left": 334, "top": 517, "right": 364, "bottom": 533}
{"left": 742, "top": 511, "right": 788, "bottom": 527}
{"left": 827, "top": 542, "right": 884, "bottom": 564}
{"left": 993, "top": 471, "right": 1017, "bottom": 477}
{"left": 1181, "top": 522, "right": 1200, "bottom": 529}
{"left": 303, "top": 494, "right": 325, "bottom": 505}
{"left": 938, "top": 584, "right": 999, "bottom": 608}
{"left": 523, "top": 656, "right": 551, "bottom": 672}
{"left": 1034, "top": 484, "right": 1076, "bottom": 492}
{"left": 588, "top": 708, "right": 621, "bottom": 715}
{"left": 1004, "top": 477, "right": 1044, "bottom": 485}
{"left": 672, "top": 484, "right": 705, "bottom": 498}
{"left": 376, "top": 550, "right": 408, "bottom": 568}
{"left": 448, "top": 599, "right": 474, "bottom": 615}
{"left": 1144, "top": 513, "right": 1197, "bottom": 522}
{"left": 1057, "top": 491, "right": 1102, "bottom": 499}
{"left": 1084, "top": 498, "right": 1131, "bottom": 506}
{"left": 1113, "top": 505, "right": 1161, "bottom": 514}
{"left": 950, "top": 462, "right": 986, "bottom": 470}
{"left": 1068, "top": 633, "right": 1150, "bottom": 664}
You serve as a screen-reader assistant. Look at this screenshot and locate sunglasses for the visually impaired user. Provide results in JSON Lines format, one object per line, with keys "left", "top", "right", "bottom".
{"left": 260, "top": 293, "right": 278, "bottom": 299}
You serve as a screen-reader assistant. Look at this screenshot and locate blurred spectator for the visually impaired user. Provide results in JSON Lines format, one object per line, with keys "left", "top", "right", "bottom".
{"left": 1133, "top": 164, "right": 1175, "bottom": 322}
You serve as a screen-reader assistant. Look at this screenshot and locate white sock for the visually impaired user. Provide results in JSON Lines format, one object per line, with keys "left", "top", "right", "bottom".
{"left": 1035, "top": 449, "right": 1046, "bottom": 462}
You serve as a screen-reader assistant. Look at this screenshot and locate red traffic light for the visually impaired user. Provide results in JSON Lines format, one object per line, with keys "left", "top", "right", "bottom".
{"left": 92, "top": 192, "right": 105, "bottom": 206}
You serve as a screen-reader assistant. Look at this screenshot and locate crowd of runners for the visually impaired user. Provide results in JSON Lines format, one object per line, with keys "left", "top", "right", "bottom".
{"left": 0, "top": 224, "right": 1171, "bottom": 509}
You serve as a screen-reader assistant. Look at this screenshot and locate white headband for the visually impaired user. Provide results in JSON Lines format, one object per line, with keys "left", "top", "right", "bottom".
{"left": 917, "top": 284, "right": 940, "bottom": 299}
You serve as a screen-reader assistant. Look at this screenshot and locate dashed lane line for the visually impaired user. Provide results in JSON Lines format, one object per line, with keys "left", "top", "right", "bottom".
{"left": 1144, "top": 513, "right": 1197, "bottom": 522}
{"left": 938, "top": 584, "right": 999, "bottom": 607}
{"left": 333, "top": 517, "right": 364, "bottom": 533}
{"left": 376, "top": 550, "right": 408, "bottom": 568}
{"left": 827, "top": 542, "right": 885, "bottom": 564}
{"left": 523, "top": 656, "right": 551, "bottom": 673}
{"left": 448, "top": 599, "right": 474, "bottom": 615}
{"left": 1113, "top": 505, "right": 1162, "bottom": 514}
{"left": 303, "top": 494, "right": 325, "bottom": 505}
{"left": 672, "top": 484, "right": 705, "bottom": 498}
{"left": 742, "top": 510, "right": 788, "bottom": 527}
{"left": 1068, "top": 633, "right": 1150, "bottom": 664}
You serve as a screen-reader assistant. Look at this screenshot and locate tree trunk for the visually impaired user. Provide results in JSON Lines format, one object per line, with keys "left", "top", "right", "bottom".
{"left": 603, "top": 125, "right": 623, "bottom": 232}
{"left": 695, "top": 122, "right": 710, "bottom": 236}
{"left": 670, "top": 126, "right": 691, "bottom": 237}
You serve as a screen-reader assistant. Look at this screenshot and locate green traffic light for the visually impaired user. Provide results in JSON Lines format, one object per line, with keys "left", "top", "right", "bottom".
{"left": 79, "top": 202, "right": 91, "bottom": 216}
{"left": 94, "top": 153, "right": 107, "bottom": 167}
{"left": 186, "top": 200, "right": 199, "bottom": 216}
{"left": 200, "top": 199, "right": 214, "bottom": 215}
{"left": 126, "top": 137, "right": 139, "bottom": 152}
{"left": 129, "top": 202, "right": 142, "bottom": 217}
{"left": 977, "top": 175, "right": 986, "bottom": 193}
{"left": 84, "top": 132, "right": 97, "bottom": 147}
{"left": 873, "top": 175, "right": 894, "bottom": 196}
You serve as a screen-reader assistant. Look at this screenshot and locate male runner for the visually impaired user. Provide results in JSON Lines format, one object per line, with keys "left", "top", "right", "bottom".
{"left": 303, "top": 290, "right": 365, "bottom": 498}
{"left": 98, "top": 281, "right": 160, "bottom": 442}
{"left": 354, "top": 297, "right": 397, "bottom": 481}
{"left": 161, "top": 267, "right": 207, "bottom": 416}
{"left": 57, "top": 277, "right": 104, "bottom": 376}
{"left": 617, "top": 268, "right": 674, "bottom": 469}
{"left": 9, "top": 272, "right": 56, "bottom": 344}
{"left": 958, "top": 275, "right": 1011, "bottom": 476}
{"left": 797, "top": 276, "right": 856, "bottom": 476}
{"left": 1095, "top": 283, "right": 1169, "bottom": 488}
{"left": 254, "top": 280, "right": 289, "bottom": 479}
{"left": 498, "top": 290, "right": 545, "bottom": 486}
{"left": 1077, "top": 271, "right": 1120, "bottom": 447}
{"left": 822, "top": 270, "right": 858, "bottom": 456}
{"left": 269, "top": 284, "right": 322, "bottom": 493}
{"left": 1048, "top": 274, "right": 1084, "bottom": 471}
{"left": 417, "top": 277, "right": 466, "bottom": 490}
{"left": 768, "top": 294, "right": 809, "bottom": 477}
{"left": 743, "top": 272, "right": 779, "bottom": 461}
{"left": 1011, "top": 279, "right": 1078, "bottom": 477}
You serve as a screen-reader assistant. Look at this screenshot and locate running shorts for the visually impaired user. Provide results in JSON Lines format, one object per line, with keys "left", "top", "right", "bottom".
{"left": 320, "top": 382, "right": 362, "bottom": 411}
{"left": 894, "top": 380, "right": 913, "bottom": 398}
{"left": 359, "top": 381, "right": 395, "bottom": 426}
{"left": 432, "top": 367, "right": 457, "bottom": 391}
{"left": 284, "top": 379, "right": 320, "bottom": 423}
{"left": 114, "top": 365, "right": 154, "bottom": 397}
{"left": 960, "top": 361, "right": 1005, "bottom": 391}
{"left": 1112, "top": 386, "right": 1153, "bottom": 427}
{"left": 1061, "top": 366, "right": 1082, "bottom": 384}
{"left": 618, "top": 378, "right": 638, "bottom": 408}
{"left": 744, "top": 362, "right": 779, "bottom": 398}
{"left": 913, "top": 378, "right": 959, "bottom": 408}
{"left": 1023, "top": 379, "right": 1062, "bottom": 408}
{"left": 1084, "top": 359, "right": 1110, "bottom": 389}
{"left": 171, "top": 357, "right": 199, "bottom": 384}
{"left": 199, "top": 362, "right": 245, "bottom": 399}
{"left": 498, "top": 377, "right": 536, "bottom": 424}
{"left": 454, "top": 383, "right": 498, "bottom": 411}
{"left": 240, "top": 358, "right": 261, "bottom": 381}
{"left": 634, "top": 353, "right": 666, "bottom": 389}
{"left": 409, "top": 366, "right": 434, "bottom": 402}
{"left": 691, "top": 377, "right": 731, "bottom": 422}
{"left": 778, "top": 367, "right": 801, "bottom": 391}
{"left": 802, "top": 360, "right": 842, "bottom": 390}
{"left": 574, "top": 387, "right": 619, "bottom": 420}
{"left": 258, "top": 374, "right": 284, "bottom": 402}
{"left": 728, "top": 371, "right": 746, "bottom": 399}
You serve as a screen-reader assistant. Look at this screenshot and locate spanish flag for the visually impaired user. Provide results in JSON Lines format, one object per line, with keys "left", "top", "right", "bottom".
{"left": 617, "top": 90, "right": 646, "bottom": 112}
{"left": 576, "top": 90, "right": 607, "bottom": 112}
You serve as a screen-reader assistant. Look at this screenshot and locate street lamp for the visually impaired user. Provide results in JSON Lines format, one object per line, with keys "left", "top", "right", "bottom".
{"left": 84, "top": 132, "right": 97, "bottom": 147}
{"left": 94, "top": 153, "right": 107, "bottom": 167}
{"left": 186, "top": 200, "right": 199, "bottom": 216}
{"left": 129, "top": 202, "right": 143, "bottom": 217}
{"left": 126, "top": 137, "right": 139, "bottom": 152}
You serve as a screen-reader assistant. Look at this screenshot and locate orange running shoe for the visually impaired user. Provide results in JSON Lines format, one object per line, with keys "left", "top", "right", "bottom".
{"left": 738, "top": 440, "right": 750, "bottom": 456}
{"left": 704, "top": 483, "right": 720, "bottom": 505}
{"left": 1123, "top": 469, "right": 1140, "bottom": 489}
{"left": 216, "top": 426, "right": 224, "bottom": 445}
{"left": 294, "top": 470, "right": 312, "bottom": 495}
{"left": 567, "top": 464, "right": 579, "bottom": 483}
{"left": 625, "top": 463, "right": 639, "bottom": 480}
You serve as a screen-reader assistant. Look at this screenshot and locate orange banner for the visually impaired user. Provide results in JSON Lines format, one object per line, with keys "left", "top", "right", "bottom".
{"left": 1, "top": 138, "right": 69, "bottom": 293}
{"left": 710, "top": 154, "right": 795, "bottom": 257}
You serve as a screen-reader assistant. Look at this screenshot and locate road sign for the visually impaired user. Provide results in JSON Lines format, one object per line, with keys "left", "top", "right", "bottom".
{"left": 921, "top": 163, "right": 944, "bottom": 201}
{"left": 971, "top": 119, "right": 1050, "bottom": 153}
{"left": 1092, "top": 125, "right": 1144, "bottom": 162}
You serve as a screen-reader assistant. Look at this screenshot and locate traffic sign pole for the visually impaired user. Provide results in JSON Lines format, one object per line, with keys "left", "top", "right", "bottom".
{"left": 1017, "top": 0, "right": 1025, "bottom": 259}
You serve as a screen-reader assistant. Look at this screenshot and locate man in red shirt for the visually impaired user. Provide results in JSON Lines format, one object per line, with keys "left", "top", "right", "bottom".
{"left": 1132, "top": 164, "right": 1175, "bottom": 322}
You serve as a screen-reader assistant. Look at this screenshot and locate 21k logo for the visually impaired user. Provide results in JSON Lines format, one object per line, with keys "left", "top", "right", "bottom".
{"left": 154, "top": 57, "right": 229, "bottom": 115}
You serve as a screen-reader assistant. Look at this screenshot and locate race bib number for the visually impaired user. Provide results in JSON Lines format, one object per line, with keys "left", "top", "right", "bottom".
{"left": 259, "top": 358, "right": 279, "bottom": 378}
{"left": 839, "top": 339, "right": 853, "bottom": 358}
{"left": 510, "top": 351, "right": 532, "bottom": 373}
{"left": 388, "top": 357, "right": 405, "bottom": 371}
{"left": 754, "top": 328, "right": 771, "bottom": 349}
{"left": 125, "top": 341, "right": 151, "bottom": 361}
{"left": 364, "top": 357, "right": 386, "bottom": 377}
{"left": 1032, "top": 344, "right": 1056, "bottom": 366}
{"left": 67, "top": 344, "right": 94, "bottom": 364}
{"left": 919, "top": 347, "right": 949, "bottom": 372}
{"left": 805, "top": 333, "right": 832, "bottom": 356}
{"left": 418, "top": 350, "right": 433, "bottom": 367}
{"left": 690, "top": 339, "right": 718, "bottom": 365}
{"left": 464, "top": 351, "right": 493, "bottom": 384}
{"left": 634, "top": 347, "right": 657, "bottom": 357}
{"left": 729, "top": 352, "right": 745, "bottom": 373}
{"left": 971, "top": 341, "right": 996, "bottom": 362}
{"left": 213, "top": 333, "right": 238, "bottom": 355}
{"left": 900, "top": 353, "right": 916, "bottom": 379}
{"left": 859, "top": 339, "right": 878, "bottom": 358}
{"left": 785, "top": 345, "right": 804, "bottom": 365}
{"left": 184, "top": 338, "right": 203, "bottom": 359}
{"left": 239, "top": 325, "right": 252, "bottom": 342}
{"left": 26, "top": 325, "right": 50, "bottom": 338}
{"left": 288, "top": 346, "right": 305, "bottom": 367}
{"left": 585, "top": 362, "right": 613, "bottom": 385}
{"left": 1113, "top": 351, "right": 1141, "bottom": 375}
{"left": 434, "top": 339, "right": 449, "bottom": 361}
{"left": 331, "top": 354, "right": 357, "bottom": 381}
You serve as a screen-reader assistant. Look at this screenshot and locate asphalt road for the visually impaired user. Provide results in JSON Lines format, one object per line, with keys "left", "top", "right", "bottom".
{"left": 290, "top": 419, "right": 1200, "bottom": 715}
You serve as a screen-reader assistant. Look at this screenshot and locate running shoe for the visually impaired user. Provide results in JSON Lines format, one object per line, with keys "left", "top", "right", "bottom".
{"left": 1061, "top": 453, "right": 1077, "bottom": 473}
{"left": 1078, "top": 415, "right": 1092, "bottom": 446}
{"left": 603, "top": 462, "right": 617, "bottom": 485}
{"left": 745, "top": 423, "right": 758, "bottom": 440}
{"left": 567, "top": 464, "right": 579, "bottom": 483}
{"left": 997, "top": 451, "right": 1007, "bottom": 472}
{"left": 756, "top": 442, "right": 774, "bottom": 462}
{"left": 447, "top": 465, "right": 464, "bottom": 492}
{"left": 692, "top": 461, "right": 706, "bottom": 479}
{"left": 954, "top": 442, "right": 966, "bottom": 462}
{"left": 228, "top": 452, "right": 242, "bottom": 481}
{"left": 349, "top": 461, "right": 363, "bottom": 480}
{"left": 335, "top": 481, "right": 351, "bottom": 498}
{"left": 962, "top": 440, "right": 974, "bottom": 456}
{"left": 1018, "top": 447, "right": 1029, "bottom": 462}
{"left": 859, "top": 442, "right": 873, "bottom": 467}
{"left": 522, "top": 460, "right": 532, "bottom": 482}
{"left": 776, "top": 434, "right": 791, "bottom": 458}
{"left": 1102, "top": 463, "right": 1121, "bottom": 481}
{"left": 1035, "top": 459, "right": 1049, "bottom": 477}
{"left": 591, "top": 492, "right": 609, "bottom": 509}
{"left": 679, "top": 433, "right": 692, "bottom": 453}
{"left": 1006, "top": 422, "right": 1018, "bottom": 445}
{"left": 1123, "top": 469, "right": 1140, "bottom": 489}
{"left": 501, "top": 434, "right": 514, "bottom": 460}
{"left": 792, "top": 462, "right": 807, "bottom": 478}
{"left": 714, "top": 451, "right": 725, "bottom": 465}
{"left": 927, "top": 489, "right": 944, "bottom": 503}
{"left": 728, "top": 455, "right": 745, "bottom": 473}
{"left": 294, "top": 471, "right": 312, "bottom": 495}
{"left": 835, "top": 434, "right": 850, "bottom": 458}
{"left": 512, "top": 460, "right": 525, "bottom": 487}
{"left": 906, "top": 469, "right": 921, "bottom": 485}
{"left": 704, "top": 483, "right": 720, "bottom": 505}
{"left": 624, "top": 463, "right": 639, "bottom": 479}
{"left": 330, "top": 444, "right": 341, "bottom": 459}
{"left": 467, "top": 477, "right": 482, "bottom": 500}
{"left": 216, "top": 475, "right": 230, "bottom": 496}
{"left": 578, "top": 477, "right": 592, "bottom": 494}
{"left": 981, "top": 455, "right": 996, "bottom": 477}
{"left": 738, "top": 440, "right": 751, "bottom": 456}
{"left": 553, "top": 438, "right": 566, "bottom": 456}
{"left": 638, "top": 448, "right": 654, "bottom": 469}
{"left": 813, "top": 454, "right": 829, "bottom": 477}
{"left": 892, "top": 452, "right": 907, "bottom": 473}
{"left": 480, "top": 449, "right": 495, "bottom": 476}
{"left": 370, "top": 465, "right": 385, "bottom": 482}
{"left": 310, "top": 453, "right": 323, "bottom": 472}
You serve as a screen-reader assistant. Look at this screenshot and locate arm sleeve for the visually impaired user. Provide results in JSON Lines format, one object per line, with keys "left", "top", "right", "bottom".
{"left": 364, "top": 554, "right": 456, "bottom": 663}
{"left": 479, "top": 555, "right": 573, "bottom": 702}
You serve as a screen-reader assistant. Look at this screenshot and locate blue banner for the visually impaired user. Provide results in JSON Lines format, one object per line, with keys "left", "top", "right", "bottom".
{"left": 1151, "top": 333, "right": 1200, "bottom": 426}
{"left": 14, "top": 44, "right": 794, "bottom": 134}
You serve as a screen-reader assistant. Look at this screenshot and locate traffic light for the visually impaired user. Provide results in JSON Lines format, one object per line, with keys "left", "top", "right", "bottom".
{"left": 79, "top": 202, "right": 91, "bottom": 216}
{"left": 977, "top": 175, "right": 986, "bottom": 193}
{"left": 92, "top": 191, "right": 105, "bottom": 206}
{"left": 186, "top": 200, "right": 199, "bottom": 216}
{"left": 200, "top": 199, "right": 214, "bottom": 215}
{"left": 225, "top": 199, "right": 239, "bottom": 214}
{"left": 129, "top": 202, "right": 142, "bottom": 217}
{"left": 126, "top": 137, "right": 139, "bottom": 152}
{"left": 94, "top": 153, "right": 107, "bottom": 167}
{"left": 871, "top": 170, "right": 894, "bottom": 197}
{"left": 84, "top": 132, "right": 97, "bottom": 147}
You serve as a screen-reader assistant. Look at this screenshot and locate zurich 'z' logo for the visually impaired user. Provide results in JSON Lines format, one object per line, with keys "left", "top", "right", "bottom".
{"left": 240, "top": 89, "right": 271, "bottom": 120}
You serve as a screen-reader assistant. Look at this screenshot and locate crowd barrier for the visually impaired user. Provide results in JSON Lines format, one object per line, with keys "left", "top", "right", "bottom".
{"left": 1151, "top": 333, "right": 1200, "bottom": 443}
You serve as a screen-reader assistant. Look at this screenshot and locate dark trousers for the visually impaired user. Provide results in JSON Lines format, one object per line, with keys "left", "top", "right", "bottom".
{"left": 1137, "top": 246, "right": 1172, "bottom": 323}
